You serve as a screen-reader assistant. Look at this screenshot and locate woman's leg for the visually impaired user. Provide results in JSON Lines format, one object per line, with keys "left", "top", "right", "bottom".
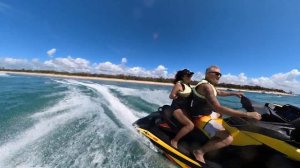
{"left": 171, "top": 109, "right": 194, "bottom": 148}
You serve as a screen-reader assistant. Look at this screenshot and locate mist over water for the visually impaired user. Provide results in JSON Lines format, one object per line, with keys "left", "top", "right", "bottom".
{"left": 0, "top": 75, "right": 299, "bottom": 167}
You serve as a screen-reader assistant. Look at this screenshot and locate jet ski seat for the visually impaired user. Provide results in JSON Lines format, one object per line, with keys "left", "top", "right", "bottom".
{"left": 275, "top": 104, "right": 300, "bottom": 122}
{"left": 157, "top": 105, "right": 183, "bottom": 132}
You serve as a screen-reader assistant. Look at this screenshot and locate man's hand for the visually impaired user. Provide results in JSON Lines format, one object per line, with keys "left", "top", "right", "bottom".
{"left": 246, "top": 112, "right": 262, "bottom": 120}
{"left": 234, "top": 92, "right": 244, "bottom": 98}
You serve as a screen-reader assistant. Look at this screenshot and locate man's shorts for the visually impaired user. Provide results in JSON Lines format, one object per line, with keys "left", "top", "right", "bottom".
{"left": 193, "top": 112, "right": 225, "bottom": 138}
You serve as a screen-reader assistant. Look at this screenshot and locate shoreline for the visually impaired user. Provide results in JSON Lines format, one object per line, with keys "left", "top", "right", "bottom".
{"left": 0, "top": 70, "right": 293, "bottom": 96}
{"left": 0, "top": 70, "right": 173, "bottom": 86}
{"left": 217, "top": 87, "right": 293, "bottom": 96}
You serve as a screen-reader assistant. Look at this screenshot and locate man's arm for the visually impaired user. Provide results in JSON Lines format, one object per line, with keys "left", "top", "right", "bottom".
{"left": 217, "top": 89, "right": 243, "bottom": 98}
{"left": 201, "top": 84, "right": 261, "bottom": 120}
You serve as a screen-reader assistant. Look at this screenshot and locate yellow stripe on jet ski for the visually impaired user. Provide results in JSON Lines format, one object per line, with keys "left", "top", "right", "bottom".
{"left": 222, "top": 122, "right": 263, "bottom": 146}
{"left": 136, "top": 127, "right": 202, "bottom": 167}
{"left": 167, "top": 154, "right": 191, "bottom": 168}
{"left": 242, "top": 131, "right": 300, "bottom": 161}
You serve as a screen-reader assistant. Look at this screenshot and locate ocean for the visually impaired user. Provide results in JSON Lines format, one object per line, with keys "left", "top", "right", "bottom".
{"left": 0, "top": 73, "right": 299, "bottom": 168}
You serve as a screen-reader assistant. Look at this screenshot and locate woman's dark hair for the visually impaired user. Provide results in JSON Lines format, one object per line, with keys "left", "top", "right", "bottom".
{"left": 173, "top": 69, "right": 194, "bottom": 84}
{"left": 173, "top": 70, "right": 184, "bottom": 84}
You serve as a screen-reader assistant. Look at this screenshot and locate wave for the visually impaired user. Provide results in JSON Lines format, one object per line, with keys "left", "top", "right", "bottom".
{"left": 0, "top": 73, "right": 10, "bottom": 77}
{"left": 0, "top": 86, "right": 99, "bottom": 167}
{"left": 47, "top": 80, "right": 173, "bottom": 167}
{"left": 63, "top": 79, "right": 139, "bottom": 130}
{"left": 0, "top": 78, "right": 174, "bottom": 167}
{"left": 107, "top": 85, "right": 171, "bottom": 106}
{"left": 32, "top": 88, "right": 90, "bottom": 119}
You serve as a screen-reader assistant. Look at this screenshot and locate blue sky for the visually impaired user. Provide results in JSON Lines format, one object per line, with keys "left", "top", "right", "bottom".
{"left": 0, "top": 0, "right": 300, "bottom": 93}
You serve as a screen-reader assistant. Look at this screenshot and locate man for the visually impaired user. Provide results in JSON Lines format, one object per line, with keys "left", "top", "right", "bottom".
{"left": 191, "top": 65, "right": 262, "bottom": 163}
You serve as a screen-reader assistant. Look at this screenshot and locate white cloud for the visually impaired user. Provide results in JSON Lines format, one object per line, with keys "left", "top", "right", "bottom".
{"left": 127, "top": 67, "right": 151, "bottom": 76}
{"left": 193, "top": 72, "right": 205, "bottom": 81}
{"left": 47, "top": 48, "right": 57, "bottom": 57}
{"left": 44, "top": 56, "right": 91, "bottom": 72}
{"left": 32, "top": 58, "right": 39, "bottom": 63}
{"left": 126, "top": 65, "right": 168, "bottom": 77}
{"left": 152, "top": 65, "right": 167, "bottom": 77}
{"left": 0, "top": 58, "right": 30, "bottom": 69}
{"left": 95, "top": 61, "right": 124, "bottom": 74}
{"left": 94, "top": 58, "right": 167, "bottom": 77}
{"left": 1, "top": 56, "right": 300, "bottom": 93}
{"left": 220, "top": 70, "right": 300, "bottom": 94}
{"left": 271, "top": 69, "right": 300, "bottom": 81}
{"left": 3, "top": 57, "right": 27, "bottom": 64}
{"left": 121, "top": 57, "right": 127, "bottom": 64}
{"left": 220, "top": 73, "right": 248, "bottom": 85}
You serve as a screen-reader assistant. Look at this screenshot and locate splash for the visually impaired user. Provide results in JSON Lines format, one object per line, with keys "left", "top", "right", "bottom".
{"left": 0, "top": 87, "right": 98, "bottom": 167}
{"left": 0, "top": 72, "right": 10, "bottom": 77}
{"left": 32, "top": 88, "right": 89, "bottom": 119}
{"left": 64, "top": 80, "right": 139, "bottom": 130}
{"left": 0, "top": 78, "right": 175, "bottom": 167}
{"left": 107, "top": 85, "right": 171, "bottom": 106}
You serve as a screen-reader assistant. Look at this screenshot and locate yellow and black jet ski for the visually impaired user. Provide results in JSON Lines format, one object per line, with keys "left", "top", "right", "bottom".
{"left": 133, "top": 96, "right": 300, "bottom": 168}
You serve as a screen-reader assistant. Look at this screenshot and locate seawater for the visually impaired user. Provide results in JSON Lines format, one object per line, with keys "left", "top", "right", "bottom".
{"left": 0, "top": 73, "right": 299, "bottom": 168}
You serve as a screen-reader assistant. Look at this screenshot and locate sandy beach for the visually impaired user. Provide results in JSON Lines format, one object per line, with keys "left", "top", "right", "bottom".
{"left": 0, "top": 70, "right": 292, "bottom": 96}
{"left": 0, "top": 70, "right": 173, "bottom": 86}
{"left": 217, "top": 87, "right": 293, "bottom": 96}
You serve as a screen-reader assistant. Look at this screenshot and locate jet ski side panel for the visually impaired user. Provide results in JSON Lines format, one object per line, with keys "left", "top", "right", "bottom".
{"left": 193, "top": 116, "right": 262, "bottom": 146}
{"left": 195, "top": 116, "right": 300, "bottom": 161}
{"left": 241, "top": 131, "right": 300, "bottom": 161}
{"left": 222, "top": 121, "right": 263, "bottom": 146}
{"left": 136, "top": 127, "right": 203, "bottom": 168}
{"left": 165, "top": 154, "right": 192, "bottom": 168}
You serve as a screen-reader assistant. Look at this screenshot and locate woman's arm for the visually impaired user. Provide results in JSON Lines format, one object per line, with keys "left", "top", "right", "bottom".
{"left": 169, "top": 83, "right": 182, "bottom": 99}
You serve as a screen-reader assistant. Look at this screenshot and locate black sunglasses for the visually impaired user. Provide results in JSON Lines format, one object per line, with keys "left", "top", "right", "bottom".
{"left": 209, "top": 71, "right": 222, "bottom": 77}
{"left": 186, "top": 73, "right": 193, "bottom": 77}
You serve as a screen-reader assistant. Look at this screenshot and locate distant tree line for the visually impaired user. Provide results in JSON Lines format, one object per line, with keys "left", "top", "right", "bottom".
{"left": 2, "top": 68, "right": 287, "bottom": 93}
{"left": 217, "top": 83, "right": 286, "bottom": 93}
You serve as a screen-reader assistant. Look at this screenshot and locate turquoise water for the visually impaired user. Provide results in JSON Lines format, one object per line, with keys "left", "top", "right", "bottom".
{"left": 0, "top": 73, "right": 299, "bottom": 168}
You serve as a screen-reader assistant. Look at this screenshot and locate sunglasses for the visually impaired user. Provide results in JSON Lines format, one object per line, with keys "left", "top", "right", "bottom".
{"left": 209, "top": 71, "right": 222, "bottom": 77}
{"left": 186, "top": 73, "right": 193, "bottom": 77}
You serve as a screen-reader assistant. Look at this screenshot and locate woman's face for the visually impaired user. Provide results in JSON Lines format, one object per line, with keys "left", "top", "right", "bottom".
{"left": 182, "top": 75, "right": 192, "bottom": 83}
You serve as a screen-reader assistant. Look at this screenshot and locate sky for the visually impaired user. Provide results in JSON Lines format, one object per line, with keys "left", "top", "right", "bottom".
{"left": 0, "top": 0, "right": 300, "bottom": 93}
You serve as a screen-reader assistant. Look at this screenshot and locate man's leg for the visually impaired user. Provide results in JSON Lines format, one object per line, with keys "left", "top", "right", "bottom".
{"left": 193, "top": 130, "right": 233, "bottom": 163}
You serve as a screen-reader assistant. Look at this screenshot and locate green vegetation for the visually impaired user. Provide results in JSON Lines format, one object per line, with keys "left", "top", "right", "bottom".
{"left": 1, "top": 68, "right": 287, "bottom": 93}
{"left": 217, "top": 83, "right": 286, "bottom": 93}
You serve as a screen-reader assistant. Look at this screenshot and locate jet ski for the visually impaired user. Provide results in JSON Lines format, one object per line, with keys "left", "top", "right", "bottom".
{"left": 241, "top": 95, "right": 300, "bottom": 125}
{"left": 133, "top": 96, "right": 300, "bottom": 168}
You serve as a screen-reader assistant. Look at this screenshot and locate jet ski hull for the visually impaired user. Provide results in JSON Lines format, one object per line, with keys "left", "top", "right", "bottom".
{"left": 133, "top": 107, "right": 300, "bottom": 168}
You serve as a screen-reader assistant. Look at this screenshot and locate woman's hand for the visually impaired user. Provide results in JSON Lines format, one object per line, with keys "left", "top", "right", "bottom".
{"left": 169, "top": 94, "right": 178, "bottom": 99}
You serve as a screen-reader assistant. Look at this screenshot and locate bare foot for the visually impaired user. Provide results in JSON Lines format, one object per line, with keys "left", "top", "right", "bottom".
{"left": 193, "top": 150, "right": 205, "bottom": 163}
{"left": 170, "top": 139, "right": 178, "bottom": 149}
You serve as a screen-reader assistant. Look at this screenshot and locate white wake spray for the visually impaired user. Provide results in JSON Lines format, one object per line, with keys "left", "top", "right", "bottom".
{"left": 107, "top": 85, "right": 171, "bottom": 106}
{"left": 0, "top": 73, "right": 10, "bottom": 77}
{"left": 64, "top": 79, "right": 139, "bottom": 131}
{"left": 0, "top": 87, "right": 98, "bottom": 167}
{"left": 0, "top": 78, "right": 174, "bottom": 168}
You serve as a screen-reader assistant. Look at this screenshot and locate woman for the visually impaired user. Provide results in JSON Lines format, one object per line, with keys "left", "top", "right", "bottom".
{"left": 169, "top": 69, "right": 195, "bottom": 149}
